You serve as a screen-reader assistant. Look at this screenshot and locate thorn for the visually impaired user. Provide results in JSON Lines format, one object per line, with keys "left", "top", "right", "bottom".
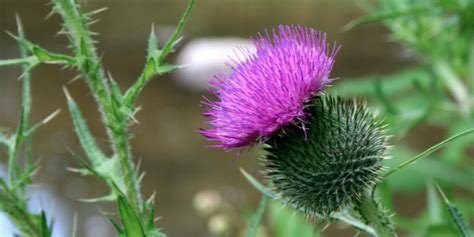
{"left": 88, "top": 19, "right": 100, "bottom": 26}
{"left": 43, "top": 109, "right": 61, "bottom": 124}
{"left": 89, "top": 7, "right": 108, "bottom": 15}
{"left": 5, "top": 30, "right": 19, "bottom": 40}
{"left": 14, "top": 14, "right": 23, "bottom": 33}
{"left": 68, "top": 74, "right": 83, "bottom": 84}
{"left": 63, "top": 86, "right": 72, "bottom": 100}
{"left": 44, "top": 9, "right": 56, "bottom": 20}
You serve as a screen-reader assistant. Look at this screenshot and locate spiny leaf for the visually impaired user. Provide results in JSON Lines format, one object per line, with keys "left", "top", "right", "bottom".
{"left": 118, "top": 195, "right": 145, "bottom": 237}
{"left": 158, "top": 0, "right": 195, "bottom": 63}
{"left": 31, "top": 46, "right": 75, "bottom": 65}
{"left": 436, "top": 184, "right": 472, "bottom": 237}
{"left": 64, "top": 88, "right": 108, "bottom": 164}
{"left": 147, "top": 25, "right": 159, "bottom": 59}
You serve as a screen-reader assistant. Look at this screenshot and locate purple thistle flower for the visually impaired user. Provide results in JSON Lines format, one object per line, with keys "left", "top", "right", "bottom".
{"left": 201, "top": 25, "right": 339, "bottom": 150}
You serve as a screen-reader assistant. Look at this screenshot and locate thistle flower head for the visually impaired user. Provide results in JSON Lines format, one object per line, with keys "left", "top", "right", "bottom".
{"left": 201, "top": 25, "right": 338, "bottom": 149}
{"left": 264, "top": 95, "right": 388, "bottom": 216}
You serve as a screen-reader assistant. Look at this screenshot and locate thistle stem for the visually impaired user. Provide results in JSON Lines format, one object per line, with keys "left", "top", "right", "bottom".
{"left": 246, "top": 194, "right": 270, "bottom": 237}
{"left": 356, "top": 192, "right": 397, "bottom": 237}
{"left": 53, "top": 0, "right": 142, "bottom": 212}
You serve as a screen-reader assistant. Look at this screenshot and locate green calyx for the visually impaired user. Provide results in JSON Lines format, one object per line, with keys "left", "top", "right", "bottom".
{"left": 264, "top": 95, "right": 389, "bottom": 216}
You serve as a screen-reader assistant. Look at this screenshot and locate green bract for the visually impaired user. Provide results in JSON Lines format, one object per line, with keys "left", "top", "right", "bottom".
{"left": 264, "top": 95, "right": 388, "bottom": 216}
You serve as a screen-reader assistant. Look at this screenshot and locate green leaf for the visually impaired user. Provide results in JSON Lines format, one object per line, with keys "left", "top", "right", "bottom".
{"left": 118, "top": 195, "right": 145, "bottom": 237}
{"left": 436, "top": 185, "right": 472, "bottom": 237}
{"left": 64, "top": 88, "right": 108, "bottom": 165}
{"left": 158, "top": 0, "right": 195, "bottom": 63}
{"left": 147, "top": 25, "right": 159, "bottom": 59}
{"left": 106, "top": 215, "right": 125, "bottom": 237}
{"left": 384, "top": 128, "right": 474, "bottom": 178}
{"left": 40, "top": 210, "right": 52, "bottom": 237}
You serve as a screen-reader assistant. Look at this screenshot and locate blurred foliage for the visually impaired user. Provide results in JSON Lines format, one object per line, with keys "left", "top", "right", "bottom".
{"left": 333, "top": 0, "right": 474, "bottom": 236}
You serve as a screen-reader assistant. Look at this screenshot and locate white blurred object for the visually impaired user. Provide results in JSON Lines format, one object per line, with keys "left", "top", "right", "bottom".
{"left": 175, "top": 37, "right": 255, "bottom": 91}
{"left": 0, "top": 163, "right": 71, "bottom": 237}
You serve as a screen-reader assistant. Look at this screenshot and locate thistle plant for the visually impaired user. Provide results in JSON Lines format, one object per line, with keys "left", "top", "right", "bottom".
{"left": 1, "top": 0, "right": 473, "bottom": 236}
{"left": 201, "top": 22, "right": 474, "bottom": 237}
{"left": 0, "top": 16, "right": 58, "bottom": 237}
{"left": 200, "top": 25, "right": 397, "bottom": 236}
{"left": 0, "top": 0, "right": 194, "bottom": 236}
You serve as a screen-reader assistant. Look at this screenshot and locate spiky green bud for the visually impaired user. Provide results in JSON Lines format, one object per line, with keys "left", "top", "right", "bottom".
{"left": 264, "top": 95, "right": 388, "bottom": 216}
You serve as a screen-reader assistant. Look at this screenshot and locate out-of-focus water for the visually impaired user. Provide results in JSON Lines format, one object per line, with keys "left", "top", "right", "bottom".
{"left": 0, "top": 0, "right": 414, "bottom": 236}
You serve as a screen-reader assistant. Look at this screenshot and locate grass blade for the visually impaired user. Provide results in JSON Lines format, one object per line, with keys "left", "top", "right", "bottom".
{"left": 384, "top": 129, "right": 474, "bottom": 178}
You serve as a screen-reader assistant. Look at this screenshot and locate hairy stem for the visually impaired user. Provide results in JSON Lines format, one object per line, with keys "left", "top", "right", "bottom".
{"left": 16, "top": 15, "right": 33, "bottom": 187}
{"left": 356, "top": 192, "right": 396, "bottom": 237}
{"left": 53, "top": 0, "right": 141, "bottom": 212}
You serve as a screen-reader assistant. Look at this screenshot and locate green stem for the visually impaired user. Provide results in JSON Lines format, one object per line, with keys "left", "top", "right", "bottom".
{"left": 356, "top": 192, "right": 396, "bottom": 237}
{"left": 0, "top": 56, "right": 36, "bottom": 66}
{"left": 53, "top": 0, "right": 141, "bottom": 212}
{"left": 246, "top": 194, "right": 270, "bottom": 237}
{"left": 16, "top": 15, "right": 33, "bottom": 186}
{"left": 123, "top": 0, "right": 195, "bottom": 108}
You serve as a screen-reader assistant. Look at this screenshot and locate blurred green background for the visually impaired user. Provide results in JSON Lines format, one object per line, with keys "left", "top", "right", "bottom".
{"left": 0, "top": 0, "right": 420, "bottom": 236}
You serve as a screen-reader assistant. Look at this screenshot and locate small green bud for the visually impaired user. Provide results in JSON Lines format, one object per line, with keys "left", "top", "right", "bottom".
{"left": 264, "top": 95, "right": 388, "bottom": 216}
